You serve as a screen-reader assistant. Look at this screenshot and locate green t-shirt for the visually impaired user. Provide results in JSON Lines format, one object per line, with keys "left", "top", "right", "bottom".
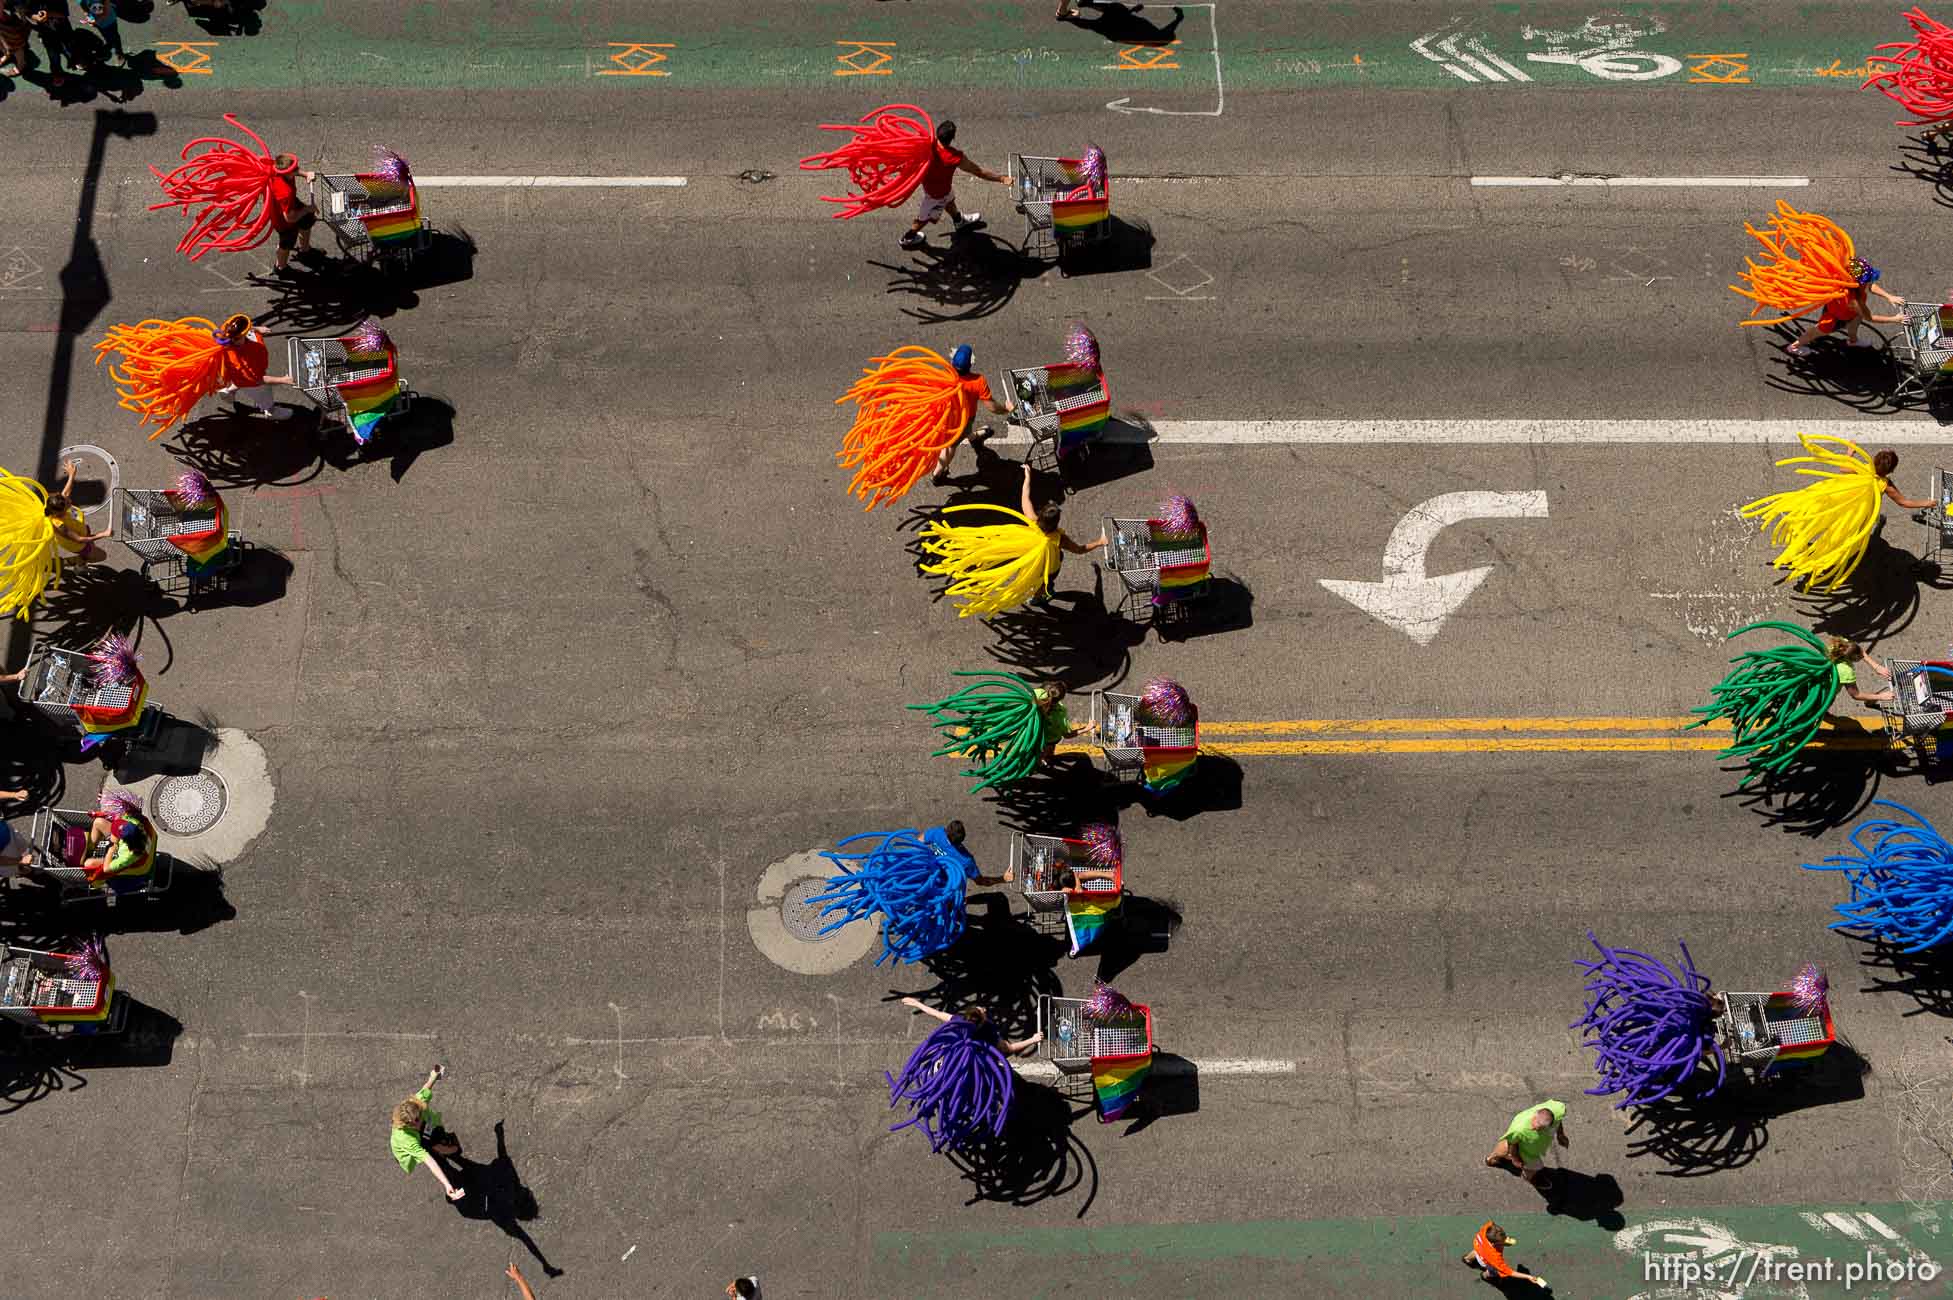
{"left": 390, "top": 1085, "right": 441, "bottom": 1173}
{"left": 107, "top": 838, "right": 142, "bottom": 874}
{"left": 1834, "top": 661, "right": 1856, "bottom": 687}
{"left": 1503, "top": 1100, "right": 1566, "bottom": 1161}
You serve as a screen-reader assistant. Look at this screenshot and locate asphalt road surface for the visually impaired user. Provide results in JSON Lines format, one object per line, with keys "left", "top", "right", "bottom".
{"left": 6, "top": 3, "right": 1953, "bottom": 1298}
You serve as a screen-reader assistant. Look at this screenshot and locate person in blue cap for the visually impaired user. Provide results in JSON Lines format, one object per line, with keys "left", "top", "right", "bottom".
{"left": 1785, "top": 256, "right": 1907, "bottom": 357}
{"left": 932, "top": 344, "right": 1009, "bottom": 485}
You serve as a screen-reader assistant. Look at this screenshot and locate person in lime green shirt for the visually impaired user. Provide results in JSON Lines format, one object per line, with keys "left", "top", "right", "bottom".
{"left": 1485, "top": 1100, "right": 1568, "bottom": 1186}
{"left": 391, "top": 1065, "right": 464, "bottom": 1200}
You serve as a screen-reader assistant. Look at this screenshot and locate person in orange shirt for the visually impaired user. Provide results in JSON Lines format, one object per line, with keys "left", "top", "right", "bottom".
{"left": 1785, "top": 257, "right": 1906, "bottom": 356}
{"left": 1462, "top": 1221, "right": 1548, "bottom": 1289}
{"left": 931, "top": 344, "right": 1008, "bottom": 484}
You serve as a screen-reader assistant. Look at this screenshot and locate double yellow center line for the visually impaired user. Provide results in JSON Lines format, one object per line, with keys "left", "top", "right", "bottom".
{"left": 1056, "top": 715, "right": 1895, "bottom": 756}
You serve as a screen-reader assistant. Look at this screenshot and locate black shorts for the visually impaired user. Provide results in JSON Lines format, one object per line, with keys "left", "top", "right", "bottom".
{"left": 274, "top": 208, "right": 317, "bottom": 249}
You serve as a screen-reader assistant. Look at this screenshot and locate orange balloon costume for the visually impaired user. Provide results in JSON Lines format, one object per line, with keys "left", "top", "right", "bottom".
{"left": 835, "top": 346, "right": 990, "bottom": 510}
{"left": 1729, "top": 203, "right": 1866, "bottom": 328}
{"left": 94, "top": 315, "right": 270, "bottom": 439}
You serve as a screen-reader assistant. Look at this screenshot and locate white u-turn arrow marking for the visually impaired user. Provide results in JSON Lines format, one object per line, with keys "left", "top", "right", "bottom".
{"left": 1319, "top": 490, "right": 1550, "bottom": 645}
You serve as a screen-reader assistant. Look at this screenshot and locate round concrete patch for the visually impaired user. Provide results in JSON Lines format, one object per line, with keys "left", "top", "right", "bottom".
{"left": 747, "top": 849, "right": 879, "bottom": 975}
{"left": 114, "top": 727, "right": 272, "bottom": 864}
{"left": 55, "top": 444, "right": 119, "bottom": 525}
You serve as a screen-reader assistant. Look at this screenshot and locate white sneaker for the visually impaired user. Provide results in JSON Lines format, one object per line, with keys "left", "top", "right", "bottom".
{"left": 954, "top": 212, "right": 984, "bottom": 228}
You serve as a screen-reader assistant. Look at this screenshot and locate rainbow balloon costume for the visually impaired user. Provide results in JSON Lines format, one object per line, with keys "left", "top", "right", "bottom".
{"left": 917, "top": 504, "right": 1062, "bottom": 619}
{"left": 94, "top": 314, "right": 269, "bottom": 439}
{"left": 1739, "top": 433, "right": 1889, "bottom": 592}
{"left": 1729, "top": 203, "right": 1866, "bottom": 328}
{"left": 836, "top": 346, "right": 989, "bottom": 509}
{"left": 0, "top": 470, "right": 62, "bottom": 621}
{"left": 799, "top": 104, "right": 939, "bottom": 219}
{"left": 1865, "top": 8, "right": 1953, "bottom": 133}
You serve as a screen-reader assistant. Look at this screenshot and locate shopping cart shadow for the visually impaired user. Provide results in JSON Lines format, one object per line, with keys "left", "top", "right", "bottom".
{"left": 247, "top": 259, "right": 421, "bottom": 334}
{"left": 1127, "top": 751, "right": 1244, "bottom": 822}
{"left": 982, "top": 763, "right": 1127, "bottom": 837}
{"left": 0, "top": 717, "right": 67, "bottom": 813}
{"left": 1762, "top": 324, "right": 1945, "bottom": 419}
{"left": 872, "top": 232, "right": 1052, "bottom": 323}
{"left": 1092, "top": 893, "right": 1181, "bottom": 984}
{"left": 165, "top": 407, "right": 332, "bottom": 488}
{"left": 1892, "top": 132, "right": 1953, "bottom": 210}
{"left": 1729, "top": 753, "right": 1884, "bottom": 837}
{"left": 943, "top": 1078, "right": 1100, "bottom": 1215}
{"left": 1055, "top": 216, "right": 1156, "bottom": 278}
{"left": 0, "top": 995, "right": 182, "bottom": 1114}
{"left": 981, "top": 583, "right": 1144, "bottom": 691}
{"left": 321, "top": 395, "right": 456, "bottom": 484}
{"left": 1789, "top": 528, "right": 1945, "bottom": 645}
{"left": 889, "top": 897, "right": 1066, "bottom": 1043}
{"left": 33, "top": 547, "right": 294, "bottom": 650}
{"left": 1621, "top": 1042, "right": 1867, "bottom": 1177}
{"left": 1112, "top": 1051, "right": 1198, "bottom": 1136}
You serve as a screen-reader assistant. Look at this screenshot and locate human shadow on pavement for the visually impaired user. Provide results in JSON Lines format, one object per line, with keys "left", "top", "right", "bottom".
{"left": 0, "top": 717, "right": 68, "bottom": 813}
{"left": 1622, "top": 1044, "right": 1867, "bottom": 1177}
{"left": 982, "top": 580, "right": 1143, "bottom": 691}
{"left": 1092, "top": 893, "right": 1181, "bottom": 984}
{"left": 983, "top": 760, "right": 1126, "bottom": 838}
{"left": 165, "top": 407, "right": 331, "bottom": 488}
{"left": 1891, "top": 132, "right": 1953, "bottom": 210}
{"left": 1855, "top": 940, "right": 1953, "bottom": 1016}
{"left": 449, "top": 1121, "right": 564, "bottom": 1278}
{"left": 1060, "top": 3, "right": 1185, "bottom": 43}
{"left": 1730, "top": 754, "right": 1883, "bottom": 838}
{"left": 892, "top": 897, "right": 1066, "bottom": 1042}
{"left": 1790, "top": 528, "right": 1940, "bottom": 646}
{"left": 943, "top": 1078, "right": 1099, "bottom": 1215}
{"left": 185, "top": 0, "right": 267, "bottom": 37}
{"left": 873, "top": 232, "right": 1050, "bottom": 323}
{"left": 1763, "top": 325, "right": 1919, "bottom": 417}
{"left": 0, "top": 995, "right": 183, "bottom": 1113}
{"left": 1532, "top": 1168, "right": 1626, "bottom": 1230}
{"left": 57, "top": 35, "right": 186, "bottom": 104}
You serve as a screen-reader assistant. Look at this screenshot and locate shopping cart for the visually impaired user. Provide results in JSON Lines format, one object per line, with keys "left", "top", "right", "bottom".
{"left": 1008, "top": 146, "right": 1111, "bottom": 262}
{"left": 113, "top": 485, "right": 242, "bottom": 599}
{"left": 1715, "top": 988, "right": 1834, "bottom": 1083}
{"left": 289, "top": 331, "right": 413, "bottom": 445}
{"left": 1000, "top": 364, "right": 1110, "bottom": 472}
{"left": 22, "top": 806, "right": 172, "bottom": 907}
{"left": 0, "top": 939, "right": 126, "bottom": 1039}
{"left": 15, "top": 641, "right": 152, "bottom": 751}
{"left": 1036, "top": 992, "right": 1154, "bottom": 1115}
{"left": 1104, "top": 516, "right": 1213, "bottom": 623}
{"left": 1873, "top": 659, "right": 1953, "bottom": 766}
{"left": 1913, "top": 467, "right": 1953, "bottom": 565}
{"left": 311, "top": 171, "right": 431, "bottom": 271}
{"left": 1009, "top": 831, "right": 1123, "bottom": 946}
{"left": 1090, "top": 689, "right": 1199, "bottom": 790}
{"left": 1889, "top": 302, "right": 1953, "bottom": 407}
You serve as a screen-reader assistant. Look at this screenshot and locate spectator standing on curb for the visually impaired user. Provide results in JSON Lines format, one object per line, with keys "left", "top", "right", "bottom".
{"left": 75, "top": 0, "right": 125, "bottom": 67}
{"left": 726, "top": 1276, "right": 761, "bottom": 1299}
{"left": 391, "top": 1064, "right": 465, "bottom": 1201}
{"left": 14, "top": 0, "right": 72, "bottom": 87}
{"left": 1484, "top": 1100, "right": 1567, "bottom": 1188}
{"left": 1461, "top": 1221, "right": 1548, "bottom": 1289}
{"left": 0, "top": 5, "right": 31, "bottom": 78}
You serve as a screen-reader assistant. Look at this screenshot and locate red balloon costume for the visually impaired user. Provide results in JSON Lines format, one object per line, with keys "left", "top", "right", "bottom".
{"left": 1865, "top": 8, "right": 1953, "bottom": 133}
{"left": 150, "top": 113, "right": 301, "bottom": 261}
{"left": 798, "top": 104, "right": 940, "bottom": 220}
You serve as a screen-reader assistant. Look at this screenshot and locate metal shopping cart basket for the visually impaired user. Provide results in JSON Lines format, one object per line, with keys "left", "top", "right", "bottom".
{"left": 312, "top": 171, "right": 431, "bottom": 270}
{"left": 1009, "top": 831, "right": 1123, "bottom": 943}
{"left": 1888, "top": 302, "right": 1953, "bottom": 409}
{"left": 1001, "top": 362, "right": 1110, "bottom": 473}
{"left": 289, "top": 331, "right": 413, "bottom": 444}
{"left": 0, "top": 939, "right": 127, "bottom": 1039}
{"left": 1008, "top": 147, "right": 1111, "bottom": 262}
{"left": 1913, "top": 467, "right": 1953, "bottom": 565}
{"left": 113, "top": 485, "right": 242, "bottom": 598}
{"left": 16, "top": 642, "right": 152, "bottom": 748}
{"left": 1104, "top": 516, "right": 1213, "bottom": 624}
{"left": 1090, "top": 689, "right": 1199, "bottom": 788}
{"left": 1036, "top": 993, "right": 1155, "bottom": 1112}
{"left": 1715, "top": 988, "right": 1834, "bottom": 1083}
{"left": 24, "top": 807, "right": 172, "bottom": 906}
{"left": 1874, "top": 659, "right": 1953, "bottom": 766}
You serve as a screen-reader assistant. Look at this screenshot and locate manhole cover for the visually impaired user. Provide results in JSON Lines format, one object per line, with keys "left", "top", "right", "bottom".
{"left": 780, "top": 878, "right": 835, "bottom": 942}
{"left": 149, "top": 769, "right": 228, "bottom": 836}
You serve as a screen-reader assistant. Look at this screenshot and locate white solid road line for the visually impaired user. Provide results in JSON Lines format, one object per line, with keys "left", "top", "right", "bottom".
{"left": 1020, "top": 1057, "right": 1296, "bottom": 1080}
{"left": 989, "top": 418, "right": 1952, "bottom": 445}
{"left": 1472, "top": 175, "right": 1810, "bottom": 188}
{"left": 413, "top": 176, "right": 688, "bottom": 187}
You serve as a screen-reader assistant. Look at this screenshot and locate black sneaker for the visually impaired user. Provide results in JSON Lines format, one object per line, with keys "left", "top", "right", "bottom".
{"left": 952, "top": 213, "right": 986, "bottom": 233}
{"left": 969, "top": 425, "right": 993, "bottom": 445}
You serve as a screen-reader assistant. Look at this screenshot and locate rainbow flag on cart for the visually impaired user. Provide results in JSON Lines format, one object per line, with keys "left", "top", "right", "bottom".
{"left": 1047, "top": 363, "right": 1111, "bottom": 454}
{"left": 352, "top": 176, "right": 425, "bottom": 248}
{"left": 1141, "top": 748, "right": 1198, "bottom": 795}
{"left": 77, "top": 678, "right": 148, "bottom": 753}
{"left": 1091, "top": 1050, "right": 1151, "bottom": 1122}
{"left": 1150, "top": 522, "right": 1211, "bottom": 605}
{"left": 171, "top": 494, "right": 230, "bottom": 574}
{"left": 338, "top": 340, "right": 405, "bottom": 444}
{"left": 1064, "top": 891, "right": 1121, "bottom": 957}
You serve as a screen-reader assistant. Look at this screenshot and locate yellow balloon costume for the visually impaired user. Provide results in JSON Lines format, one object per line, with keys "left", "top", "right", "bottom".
{"left": 1740, "top": 433, "right": 1888, "bottom": 592}
{"left": 1730, "top": 202, "right": 1862, "bottom": 327}
{"left": 836, "top": 346, "right": 987, "bottom": 510}
{"left": 94, "top": 315, "right": 270, "bottom": 440}
{"left": 0, "top": 470, "right": 60, "bottom": 621}
{"left": 918, "top": 505, "right": 1062, "bottom": 619}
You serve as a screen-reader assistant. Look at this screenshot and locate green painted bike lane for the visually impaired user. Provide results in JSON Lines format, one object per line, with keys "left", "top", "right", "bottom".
{"left": 877, "top": 1202, "right": 1953, "bottom": 1297}
{"left": 130, "top": 2, "right": 1903, "bottom": 97}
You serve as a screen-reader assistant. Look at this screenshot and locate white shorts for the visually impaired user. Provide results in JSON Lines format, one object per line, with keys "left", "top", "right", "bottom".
{"left": 916, "top": 190, "right": 952, "bottom": 223}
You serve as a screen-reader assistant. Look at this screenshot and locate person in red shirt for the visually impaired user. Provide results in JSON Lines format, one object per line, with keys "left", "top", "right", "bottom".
{"left": 900, "top": 120, "right": 1008, "bottom": 252}
{"left": 265, "top": 153, "right": 321, "bottom": 274}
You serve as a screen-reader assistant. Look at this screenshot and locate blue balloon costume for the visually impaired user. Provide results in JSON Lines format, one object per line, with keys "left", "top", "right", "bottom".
{"left": 808, "top": 826, "right": 978, "bottom": 964}
{"left": 1806, "top": 800, "right": 1953, "bottom": 953}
